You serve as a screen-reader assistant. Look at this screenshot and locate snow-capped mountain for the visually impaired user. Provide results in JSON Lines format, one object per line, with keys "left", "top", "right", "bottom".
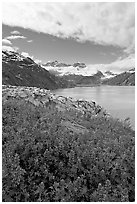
{"left": 41, "top": 61, "right": 117, "bottom": 79}
{"left": 43, "top": 61, "right": 86, "bottom": 68}
{"left": 2, "top": 50, "right": 30, "bottom": 62}
{"left": 126, "top": 68, "right": 135, "bottom": 74}
{"left": 2, "top": 50, "right": 69, "bottom": 89}
{"left": 2, "top": 49, "right": 134, "bottom": 88}
{"left": 41, "top": 61, "right": 88, "bottom": 76}
{"left": 102, "top": 71, "right": 117, "bottom": 79}
{"left": 102, "top": 68, "right": 135, "bottom": 86}
{"left": 2, "top": 50, "right": 36, "bottom": 67}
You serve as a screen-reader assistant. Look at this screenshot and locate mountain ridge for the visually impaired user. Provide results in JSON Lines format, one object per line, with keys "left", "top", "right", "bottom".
{"left": 2, "top": 50, "right": 70, "bottom": 90}
{"left": 2, "top": 50, "right": 135, "bottom": 88}
{"left": 102, "top": 68, "right": 135, "bottom": 86}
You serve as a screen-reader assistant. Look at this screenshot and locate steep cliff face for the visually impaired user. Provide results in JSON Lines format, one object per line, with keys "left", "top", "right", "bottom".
{"left": 2, "top": 50, "right": 69, "bottom": 90}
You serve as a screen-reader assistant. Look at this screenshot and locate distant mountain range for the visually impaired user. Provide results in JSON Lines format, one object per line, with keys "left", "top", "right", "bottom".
{"left": 42, "top": 61, "right": 86, "bottom": 68}
{"left": 42, "top": 60, "right": 135, "bottom": 86}
{"left": 56, "top": 69, "right": 135, "bottom": 87}
{"left": 2, "top": 50, "right": 135, "bottom": 89}
{"left": 42, "top": 61, "right": 96, "bottom": 76}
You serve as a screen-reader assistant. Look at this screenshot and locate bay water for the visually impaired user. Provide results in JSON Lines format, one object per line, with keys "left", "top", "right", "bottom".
{"left": 53, "top": 86, "right": 135, "bottom": 129}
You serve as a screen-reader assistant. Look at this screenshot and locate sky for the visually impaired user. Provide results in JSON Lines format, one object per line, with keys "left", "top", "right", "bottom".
{"left": 2, "top": 2, "right": 135, "bottom": 72}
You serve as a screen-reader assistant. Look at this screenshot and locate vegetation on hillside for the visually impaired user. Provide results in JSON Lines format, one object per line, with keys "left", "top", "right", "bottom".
{"left": 2, "top": 50, "right": 70, "bottom": 90}
{"left": 102, "top": 71, "right": 135, "bottom": 86}
{"left": 2, "top": 98, "right": 135, "bottom": 202}
{"left": 61, "top": 71, "right": 103, "bottom": 87}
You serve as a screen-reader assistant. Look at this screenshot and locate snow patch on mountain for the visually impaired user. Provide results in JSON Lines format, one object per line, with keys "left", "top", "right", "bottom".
{"left": 41, "top": 65, "right": 96, "bottom": 76}
{"left": 126, "top": 68, "right": 135, "bottom": 74}
{"left": 41, "top": 63, "right": 118, "bottom": 78}
{"left": 2, "top": 50, "right": 26, "bottom": 62}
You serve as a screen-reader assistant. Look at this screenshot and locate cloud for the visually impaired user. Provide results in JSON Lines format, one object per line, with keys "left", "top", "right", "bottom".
{"left": 27, "top": 40, "right": 33, "bottom": 43}
{"left": 2, "top": 39, "right": 12, "bottom": 45}
{"left": 10, "top": 30, "right": 21, "bottom": 35}
{"left": 6, "top": 35, "right": 26, "bottom": 40}
{"left": 2, "top": 45, "right": 19, "bottom": 52}
{"left": 88, "top": 54, "right": 135, "bottom": 74}
{"left": 21, "top": 52, "right": 33, "bottom": 59}
{"left": 34, "top": 59, "right": 41, "bottom": 64}
{"left": 105, "top": 54, "right": 135, "bottom": 73}
{"left": 2, "top": 2, "right": 135, "bottom": 53}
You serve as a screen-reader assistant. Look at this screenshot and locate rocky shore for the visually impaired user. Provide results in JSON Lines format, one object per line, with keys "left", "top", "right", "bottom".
{"left": 2, "top": 85, "right": 107, "bottom": 117}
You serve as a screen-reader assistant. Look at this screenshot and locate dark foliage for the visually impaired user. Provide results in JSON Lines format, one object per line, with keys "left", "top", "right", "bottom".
{"left": 2, "top": 99, "right": 135, "bottom": 202}
{"left": 2, "top": 51, "right": 70, "bottom": 90}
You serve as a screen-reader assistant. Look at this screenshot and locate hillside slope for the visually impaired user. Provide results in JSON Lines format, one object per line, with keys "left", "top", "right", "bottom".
{"left": 2, "top": 50, "right": 69, "bottom": 90}
{"left": 76, "top": 71, "right": 104, "bottom": 86}
{"left": 61, "top": 71, "right": 105, "bottom": 87}
{"left": 102, "top": 68, "right": 135, "bottom": 86}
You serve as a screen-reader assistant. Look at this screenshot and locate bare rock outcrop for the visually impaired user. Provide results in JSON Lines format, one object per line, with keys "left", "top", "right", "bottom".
{"left": 2, "top": 85, "right": 106, "bottom": 117}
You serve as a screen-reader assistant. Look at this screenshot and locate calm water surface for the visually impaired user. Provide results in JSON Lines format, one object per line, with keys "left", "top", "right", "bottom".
{"left": 53, "top": 86, "right": 135, "bottom": 129}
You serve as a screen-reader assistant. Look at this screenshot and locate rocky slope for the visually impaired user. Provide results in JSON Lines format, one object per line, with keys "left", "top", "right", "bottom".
{"left": 2, "top": 50, "right": 69, "bottom": 90}
{"left": 102, "top": 68, "right": 135, "bottom": 86}
{"left": 2, "top": 84, "right": 107, "bottom": 136}
{"left": 2, "top": 85, "right": 105, "bottom": 118}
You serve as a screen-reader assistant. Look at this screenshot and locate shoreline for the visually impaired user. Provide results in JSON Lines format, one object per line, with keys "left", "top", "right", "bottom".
{"left": 2, "top": 84, "right": 135, "bottom": 202}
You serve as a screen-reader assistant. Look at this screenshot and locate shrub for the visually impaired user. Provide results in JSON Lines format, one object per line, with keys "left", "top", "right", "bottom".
{"left": 2, "top": 99, "right": 135, "bottom": 201}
